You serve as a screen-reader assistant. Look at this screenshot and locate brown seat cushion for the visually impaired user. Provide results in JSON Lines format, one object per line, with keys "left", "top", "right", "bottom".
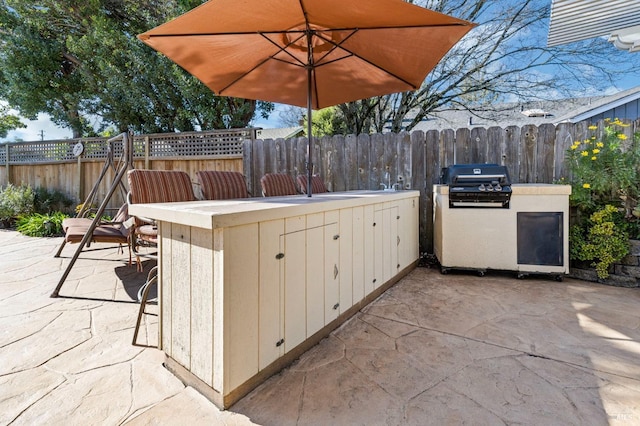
{"left": 62, "top": 217, "right": 93, "bottom": 232}
{"left": 62, "top": 204, "right": 129, "bottom": 232}
{"left": 64, "top": 225, "right": 129, "bottom": 244}
{"left": 196, "top": 170, "right": 249, "bottom": 200}
{"left": 127, "top": 170, "right": 196, "bottom": 204}
{"left": 297, "top": 175, "right": 328, "bottom": 194}
{"left": 260, "top": 173, "right": 298, "bottom": 197}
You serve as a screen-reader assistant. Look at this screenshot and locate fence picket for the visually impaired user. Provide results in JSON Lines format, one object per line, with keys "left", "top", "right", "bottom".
{"left": 538, "top": 123, "right": 556, "bottom": 183}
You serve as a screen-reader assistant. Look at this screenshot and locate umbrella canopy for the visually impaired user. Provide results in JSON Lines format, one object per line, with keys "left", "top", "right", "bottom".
{"left": 138, "top": 0, "right": 475, "bottom": 195}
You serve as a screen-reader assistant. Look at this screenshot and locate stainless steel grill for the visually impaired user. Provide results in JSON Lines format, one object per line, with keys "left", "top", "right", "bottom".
{"left": 440, "top": 163, "right": 512, "bottom": 208}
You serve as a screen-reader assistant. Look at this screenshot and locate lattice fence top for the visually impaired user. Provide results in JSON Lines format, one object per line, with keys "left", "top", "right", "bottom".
{"left": 0, "top": 129, "right": 253, "bottom": 164}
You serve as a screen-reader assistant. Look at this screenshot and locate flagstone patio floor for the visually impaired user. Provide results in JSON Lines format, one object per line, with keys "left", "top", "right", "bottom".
{"left": 1, "top": 229, "right": 639, "bottom": 425}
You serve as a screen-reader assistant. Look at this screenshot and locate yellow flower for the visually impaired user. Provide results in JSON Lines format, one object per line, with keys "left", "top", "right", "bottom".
{"left": 596, "top": 142, "right": 604, "bottom": 148}
{"left": 570, "top": 145, "right": 578, "bottom": 150}
{"left": 583, "top": 183, "right": 591, "bottom": 189}
{"left": 592, "top": 149, "right": 600, "bottom": 154}
{"left": 617, "top": 134, "right": 628, "bottom": 140}
{"left": 591, "top": 156, "right": 597, "bottom": 160}
{"left": 581, "top": 151, "right": 589, "bottom": 157}
{"left": 588, "top": 125, "right": 598, "bottom": 130}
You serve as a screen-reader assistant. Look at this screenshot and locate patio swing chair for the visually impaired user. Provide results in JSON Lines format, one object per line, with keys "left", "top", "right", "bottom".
{"left": 52, "top": 132, "right": 134, "bottom": 298}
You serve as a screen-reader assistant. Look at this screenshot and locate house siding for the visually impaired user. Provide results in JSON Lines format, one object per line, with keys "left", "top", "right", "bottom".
{"left": 588, "top": 98, "right": 640, "bottom": 122}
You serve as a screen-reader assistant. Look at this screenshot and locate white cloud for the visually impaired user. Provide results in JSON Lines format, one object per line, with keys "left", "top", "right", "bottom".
{"left": 1, "top": 112, "right": 72, "bottom": 142}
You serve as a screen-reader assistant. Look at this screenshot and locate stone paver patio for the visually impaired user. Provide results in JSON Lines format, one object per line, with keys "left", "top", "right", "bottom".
{"left": 1, "top": 229, "right": 639, "bottom": 425}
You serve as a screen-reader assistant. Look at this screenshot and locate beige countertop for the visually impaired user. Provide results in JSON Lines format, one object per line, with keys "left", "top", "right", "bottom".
{"left": 129, "top": 190, "right": 420, "bottom": 230}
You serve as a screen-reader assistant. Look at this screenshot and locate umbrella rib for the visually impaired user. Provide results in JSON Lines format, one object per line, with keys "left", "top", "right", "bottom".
{"left": 313, "top": 30, "right": 419, "bottom": 90}
{"left": 261, "top": 32, "right": 308, "bottom": 68}
{"left": 218, "top": 32, "right": 310, "bottom": 95}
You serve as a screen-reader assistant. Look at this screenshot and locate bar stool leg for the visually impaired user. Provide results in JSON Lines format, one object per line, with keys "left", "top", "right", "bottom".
{"left": 132, "top": 266, "right": 158, "bottom": 346}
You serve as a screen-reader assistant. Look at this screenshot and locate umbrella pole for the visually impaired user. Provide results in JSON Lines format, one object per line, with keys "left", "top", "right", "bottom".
{"left": 306, "top": 65, "right": 313, "bottom": 197}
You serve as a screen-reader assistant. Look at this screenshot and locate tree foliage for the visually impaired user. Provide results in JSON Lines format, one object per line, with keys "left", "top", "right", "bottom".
{"left": 0, "top": 0, "right": 273, "bottom": 137}
{"left": 0, "top": 104, "right": 25, "bottom": 138}
{"left": 335, "top": 0, "right": 640, "bottom": 135}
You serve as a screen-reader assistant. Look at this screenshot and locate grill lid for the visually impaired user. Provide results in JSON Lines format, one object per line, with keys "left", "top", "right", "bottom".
{"left": 441, "top": 164, "right": 512, "bottom": 208}
{"left": 440, "top": 163, "right": 511, "bottom": 186}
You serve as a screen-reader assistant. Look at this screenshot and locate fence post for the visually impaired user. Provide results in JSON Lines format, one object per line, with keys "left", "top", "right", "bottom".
{"left": 76, "top": 149, "right": 83, "bottom": 203}
{"left": 144, "top": 136, "right": 150, "bottom": 170}
{"left": 243, "top": 138, "right": 254, "bottom": 196}
{"left": 5, "top": 143, "right": 10, "bottom": 185}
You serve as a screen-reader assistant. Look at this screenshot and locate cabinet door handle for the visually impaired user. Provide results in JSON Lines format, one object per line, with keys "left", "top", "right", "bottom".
{"left": 334, "top": 264, "right": 339, "bottom": 279}
{"left": 276, "top": 338, "right": 285, "bottom": 347}
{"left": 397, "top": 236, "right": 400, "bottom": 246}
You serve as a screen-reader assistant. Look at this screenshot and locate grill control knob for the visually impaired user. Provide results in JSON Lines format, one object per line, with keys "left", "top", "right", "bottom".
{"left": 487, "top": 184, "right": 494, "bottom": 191}
{"left": 495, "top": 183, "right": 502, "bottom": 191}
{"left": 479, "top": 184, "right": 486, "bottom": 191}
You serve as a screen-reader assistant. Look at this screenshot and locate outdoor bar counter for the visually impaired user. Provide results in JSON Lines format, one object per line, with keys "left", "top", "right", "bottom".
{"left": 129, "top": 189, "right": 420, "bottom": 408}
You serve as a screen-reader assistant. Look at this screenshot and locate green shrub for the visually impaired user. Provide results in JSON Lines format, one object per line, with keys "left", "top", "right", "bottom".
{"left": 0, "top": 185, "right": 75, "bottom": 228}
{"left": 16, "top": 211, "right": 69, "bottom": 237}
{"left": 566, "top": 119, "right": 640, "bottom": 278}
{"left": 0, "top": 183, "right": 35, "bottom": 226}
{"left": 570, "top": 205, "right": 629, "bottom": 280}
{"left": 33, "top": 187, "right": 74, "bottom": 215}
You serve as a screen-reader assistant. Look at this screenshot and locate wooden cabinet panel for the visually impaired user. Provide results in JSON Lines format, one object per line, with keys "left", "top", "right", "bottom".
{"left": 373, "top": 207, "right": 384, "bottom": 289}
{"left": 259, "top": 219, "right": 284, "bottom": 369}
{"left": 351, "top": 206, "right": 365, "bottom": 305}
{"left": 389, "top": 205, "right": 399, "bottom": 280}
{"left": 398, "top": 197, "right": 419, "bottom": 270}
{"left": 170, "top": 222, "right": 192, "bottom": 369}
{"left": 324, "top": 210, "right": 340, "bottom": 324}
{"left": 284, "top": 216, "right": 306, "bottom": 351}
{"left": 223, "top": 224, "right": 260, "bottom": 391}
{"left": 339, "top": 208, "right": 354, "bottom": 314}
{"left": 364, "top": 204, "right": 375, "bottom": 294}
{"left": 159, "top": 222, "right": 172, "bottom": 354}
{"left": 190, "top": 228, "right": 214, "bottom": 386}
{"left": 306, "top": 213, "right": 325, "bottom": 337}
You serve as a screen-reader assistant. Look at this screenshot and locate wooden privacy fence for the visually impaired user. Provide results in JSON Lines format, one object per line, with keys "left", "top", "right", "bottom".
{"left": 244, "top": 120, "right": 639, "bottom": 254}
{"left": 0, "top": 129, "right": 254, "bottom": 210}
{"left": 2, "top": 120, "right": 638, "bottom": 253}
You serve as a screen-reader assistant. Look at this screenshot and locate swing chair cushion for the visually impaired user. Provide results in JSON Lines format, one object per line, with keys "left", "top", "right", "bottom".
{"left": 62, "top": 204, "right": 130, "bottom": 244}
{"left": 64, "top": 224, "right": 129, "bottom": 244}
{"left": 62, "top": 204, "right": 129, "bottom": 232}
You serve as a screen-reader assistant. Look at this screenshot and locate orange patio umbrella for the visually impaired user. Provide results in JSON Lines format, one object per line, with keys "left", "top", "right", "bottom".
{"left": 138, "top": 0, "right": 475, "bottom": 195}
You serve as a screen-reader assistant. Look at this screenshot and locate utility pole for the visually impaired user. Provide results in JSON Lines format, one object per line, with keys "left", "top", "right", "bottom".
{"left": 39, "top": 130, "right": 45, "bottom": 141}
